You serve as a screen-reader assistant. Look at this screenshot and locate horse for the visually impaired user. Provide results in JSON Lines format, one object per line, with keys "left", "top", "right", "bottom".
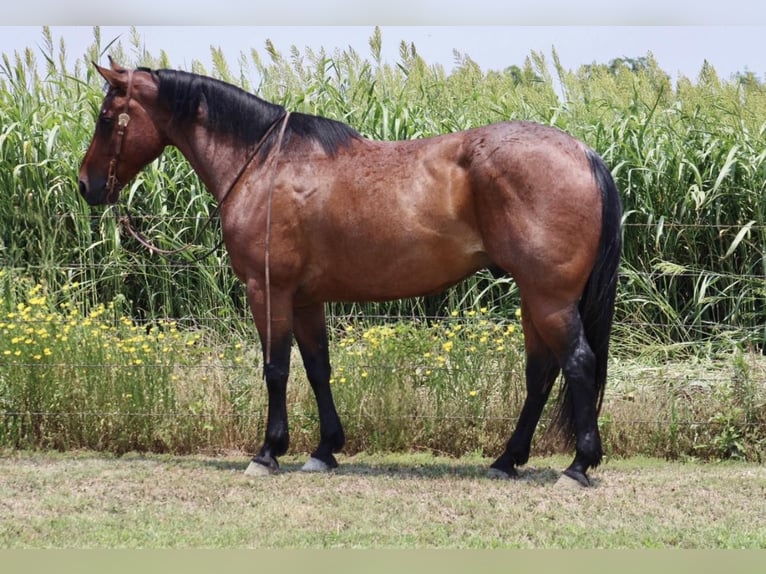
{"left": 78, "top": 59, "right": 621, "bottom": 487}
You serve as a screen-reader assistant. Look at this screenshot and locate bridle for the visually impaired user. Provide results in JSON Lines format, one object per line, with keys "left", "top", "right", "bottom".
{"left": 105, "top": 70, "right": 134, "bottom": 203}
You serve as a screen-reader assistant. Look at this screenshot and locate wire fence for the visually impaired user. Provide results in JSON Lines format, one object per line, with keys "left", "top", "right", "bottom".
{"left": 2, "top": 218, "right": 764, "bottom": 443}
{"left": 1, "top": 409, "right": 764, "bottom": 430}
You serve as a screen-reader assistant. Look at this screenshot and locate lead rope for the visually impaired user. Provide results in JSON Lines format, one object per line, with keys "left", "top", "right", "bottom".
{"left": 116, "top": 110, "right": 290, "bottom": 263}
{"left": 263, "top": 111, "right": 291, "bottom": 364}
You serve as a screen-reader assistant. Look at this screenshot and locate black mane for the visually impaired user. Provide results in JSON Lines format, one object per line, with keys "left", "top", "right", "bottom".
{"left": 150, "top": 68, "right": 361, "bottom": 156}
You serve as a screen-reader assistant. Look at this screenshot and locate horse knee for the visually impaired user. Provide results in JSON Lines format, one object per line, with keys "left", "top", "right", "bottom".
{"left": 264, "top": 362, "right": 289, "bottom": 387}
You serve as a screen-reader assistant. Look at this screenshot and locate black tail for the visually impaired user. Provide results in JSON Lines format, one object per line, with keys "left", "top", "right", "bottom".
{"left": 553, "top": 148, "right": 622, "bottom": 445}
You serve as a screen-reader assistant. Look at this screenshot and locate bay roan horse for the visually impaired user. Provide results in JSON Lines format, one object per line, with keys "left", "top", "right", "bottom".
{"left": 78, "top": 60, "right": 621, "bottom": 487}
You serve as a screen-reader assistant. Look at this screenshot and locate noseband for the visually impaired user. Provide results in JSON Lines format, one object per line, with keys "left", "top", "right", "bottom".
{"left": 105, "top": 70, "right": 134, "bottom": 202}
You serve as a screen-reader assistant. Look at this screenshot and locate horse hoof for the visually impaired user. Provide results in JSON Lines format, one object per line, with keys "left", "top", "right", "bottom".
{"left": 244, "top": 458, "right": 278, "bottom": 477}
{"left": 556, "top": 471, "right": 590, "bottom": 489}
{"left": 487, "top": 466, "right": 518, "bottom": 480}
{"left": 301, "top": 456, "right": 337, "bottom": 473}
{"left": 301, "top": 457, "right": 330, "bottom": 473}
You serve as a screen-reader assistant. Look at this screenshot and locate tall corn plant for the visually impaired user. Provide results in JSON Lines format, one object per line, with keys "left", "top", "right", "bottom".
{"left": 555, "top": 56, "right": 766, "bottom": 352}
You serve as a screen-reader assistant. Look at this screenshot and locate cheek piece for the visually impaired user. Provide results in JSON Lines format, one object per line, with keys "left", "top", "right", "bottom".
{"left": 105, "top": 70, "right": 134, "bottom": 202}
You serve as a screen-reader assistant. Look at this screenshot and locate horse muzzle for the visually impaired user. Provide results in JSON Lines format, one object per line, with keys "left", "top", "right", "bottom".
{"left": 78, "top": 176, "right": 121, "bottom": 206}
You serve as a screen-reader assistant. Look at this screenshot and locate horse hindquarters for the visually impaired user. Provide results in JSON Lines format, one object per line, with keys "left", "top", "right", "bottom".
{"left": 480, "top": 139, "right": 621, "bottom": 485}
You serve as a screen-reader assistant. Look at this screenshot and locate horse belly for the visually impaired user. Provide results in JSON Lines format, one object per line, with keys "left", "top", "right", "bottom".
{"left": 300, "top": 225, "right": 489, "bottom": 304}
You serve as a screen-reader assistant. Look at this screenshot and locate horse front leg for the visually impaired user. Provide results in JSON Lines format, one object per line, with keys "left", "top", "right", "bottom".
{"left": 244, "top": 281, "right": 295, "bottom": 476}
{"left": 293, "top": 303, "right": 345, "bottom": 472}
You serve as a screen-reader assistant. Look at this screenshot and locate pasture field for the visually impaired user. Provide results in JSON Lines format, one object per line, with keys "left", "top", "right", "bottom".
{"left": 1, "top": 283, "right": 764, "bottom": 461}
{"left": 0, "top": 450, "right": 764, "bottom": 549}
{"left": 0, "top": 29, "right": 765, "bottom": 557}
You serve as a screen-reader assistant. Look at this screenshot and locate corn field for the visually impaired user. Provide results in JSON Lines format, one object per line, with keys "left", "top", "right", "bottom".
{"left": 0, "top": 27, "right": 764, "bottom": 459}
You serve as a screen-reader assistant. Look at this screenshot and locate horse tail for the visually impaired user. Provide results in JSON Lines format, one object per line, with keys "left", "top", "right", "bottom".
{"left": 552, "top": 147, "right": 622, "bottom": 448}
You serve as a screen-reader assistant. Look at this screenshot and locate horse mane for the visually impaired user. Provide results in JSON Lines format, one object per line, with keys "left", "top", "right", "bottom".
{"left": 149, "top": 68, "right": 361, "bottom": 156}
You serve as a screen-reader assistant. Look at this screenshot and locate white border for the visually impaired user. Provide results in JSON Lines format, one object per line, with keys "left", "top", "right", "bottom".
{"left": 5, "top": 1, "right": 766, "bottom": 25}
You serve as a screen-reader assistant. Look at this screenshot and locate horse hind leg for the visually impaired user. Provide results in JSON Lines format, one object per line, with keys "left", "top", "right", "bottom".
{"left": 489, "top": 304, "right": 560, "bottom": 479}
{"left": 557, "top": 322, "right": 602, "bottom": 487}
{"left": 532, "top": 303, "right": 603, "bottom": 487}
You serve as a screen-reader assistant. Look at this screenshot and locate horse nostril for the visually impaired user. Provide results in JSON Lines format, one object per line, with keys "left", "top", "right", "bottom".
{"left": 78, "top": 179, "right": 88, "bottom": 197}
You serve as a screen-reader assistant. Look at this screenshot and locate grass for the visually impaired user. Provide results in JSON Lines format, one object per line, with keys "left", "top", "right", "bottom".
{"left": 2, "top": 280, "right": 764, "bottom": 461}
{"left": 0, "top": 450, "right": 763, "bottom": 548}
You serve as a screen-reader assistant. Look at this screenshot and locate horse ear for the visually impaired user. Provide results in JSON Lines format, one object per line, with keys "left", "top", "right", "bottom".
{"left": 93, "top": 60, "right": 125, "bottom": 89}
{"left": 107, "top": 55, "right": 127, "bottom": 73}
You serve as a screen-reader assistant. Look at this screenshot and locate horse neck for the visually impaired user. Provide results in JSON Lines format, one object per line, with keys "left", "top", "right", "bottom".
{"left": 166, "top": 122, "right": 254, "bottom": 205}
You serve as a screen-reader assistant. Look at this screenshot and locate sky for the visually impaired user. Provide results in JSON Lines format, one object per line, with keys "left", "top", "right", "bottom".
{"left": 1, "top": 2, "right": 765, "bottom": 84}
{"left": 2, "top": 25, "right": 764, "bottom": 85}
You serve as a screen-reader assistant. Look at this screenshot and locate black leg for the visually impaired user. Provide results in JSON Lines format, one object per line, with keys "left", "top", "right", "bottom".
{"left": 489, "top": 298, "right": 603, "bottom": 487}
{"left": 294, "top": 304, "right": 345, "bottom": 471}
{"left": 560, "top": 326, "right": 601, "bottom": 487}
{"left": 244, "top": 281, "right": 294, "bottom": 477}
{"left": 490, "top": 351, "right": 559, "bottom": 478}
{"left": 490, "top": 302, "right": 560, "bottom": 478}
{"left": 251, "top": 331, "right": 293, "bottom": 472}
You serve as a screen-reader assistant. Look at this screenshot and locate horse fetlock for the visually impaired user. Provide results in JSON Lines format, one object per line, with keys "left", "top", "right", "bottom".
{"left": 575, "top": 430, "right": 603, "bottom": 467}
{"left": 264, "top": 434, "right": 289, "bottom": 459}
{"left": 328, "top": 427, "right": 346, "bottom": 452}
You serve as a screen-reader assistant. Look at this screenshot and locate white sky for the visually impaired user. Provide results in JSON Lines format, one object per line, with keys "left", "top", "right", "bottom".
{"left": 1, "top": 2, "right": 766, "bottom": 82}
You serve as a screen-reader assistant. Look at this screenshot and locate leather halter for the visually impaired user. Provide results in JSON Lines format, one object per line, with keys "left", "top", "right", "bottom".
{"left": 105, "top": 70, "right": 134, "bottom": 203}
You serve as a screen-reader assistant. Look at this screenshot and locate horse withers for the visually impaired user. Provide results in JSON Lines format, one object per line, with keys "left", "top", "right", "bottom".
{"left": 78, "top": 59, "right": 621, "bottom": 487}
